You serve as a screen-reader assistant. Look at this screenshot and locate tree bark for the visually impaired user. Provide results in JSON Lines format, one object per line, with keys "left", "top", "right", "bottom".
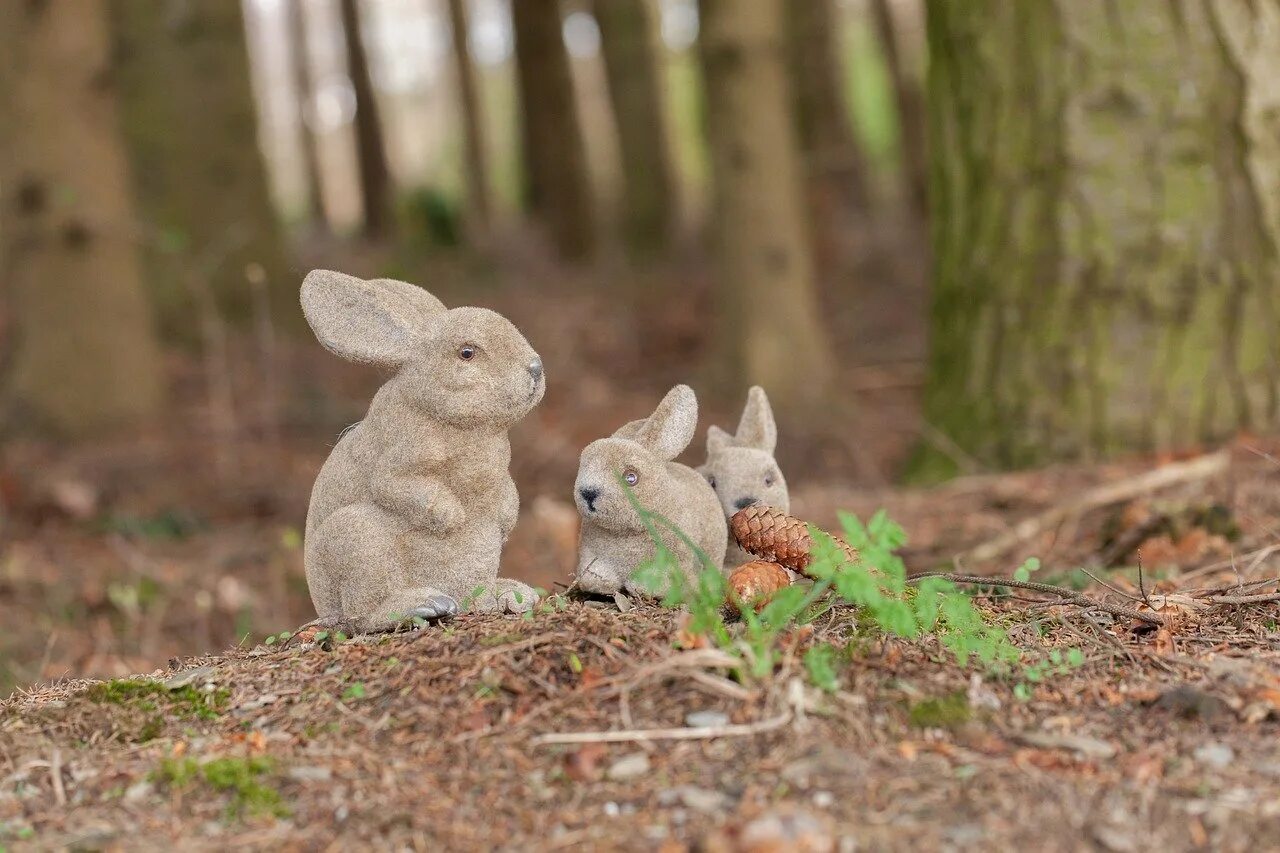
{"left": 871, "top": 0, "right": 928, "bottom": 217}
{"left": 339, "top": 0, "right": 394, "bottom": 239}
{"left": 784, "top": 0, "right": 868, "bottom": 213}
{"left": 921, "top": 0, "right": 1280, "bottom": 474}
{"left": 0, "top": 0, "right": 164, "bottom": 436}
{"left": 511, "top": 0, "right": 595, "bottom": 261}
{"left": 593, "top": 0, "right": 678, "bottom": 262}
{"left": 697, "top": 0, "right": 834, "bottom": 407}
{"left": 108, "top": 0, "right": 296, "bottom": 336}
{"left": 446, "top": 0, "right": 492, "bottom": 238}
{"left": 288, "top": 0, "right": 327, "bottom": 227}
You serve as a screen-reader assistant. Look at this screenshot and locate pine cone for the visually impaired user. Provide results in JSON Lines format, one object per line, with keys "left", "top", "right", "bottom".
{"left": 727, "top": 560, "right": 791, "bottom": 613}
{"left": 730, "top": 504, "right": 859, "bottom": 575}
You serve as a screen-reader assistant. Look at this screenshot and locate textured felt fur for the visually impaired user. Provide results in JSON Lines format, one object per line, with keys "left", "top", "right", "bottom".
{"left": 573, "top": 385, "right": 728, "bottom": 596}
{"left": 699, "top": 386, "right": 790, "bottom": 569}
{"left": 301, "top": 269, "right": 546, "bottom": 632}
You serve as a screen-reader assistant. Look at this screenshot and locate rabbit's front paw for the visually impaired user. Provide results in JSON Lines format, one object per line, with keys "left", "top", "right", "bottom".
{"left": 405, "top": 594, "right": 459, "bottom": 622}
{"left": 471, "top": 580, "right": 540, "bottom": 614}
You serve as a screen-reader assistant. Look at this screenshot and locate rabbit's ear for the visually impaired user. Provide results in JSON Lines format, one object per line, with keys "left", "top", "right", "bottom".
{"left": 735, "top": 386, "right": 777, "bottom": 453}
{"left": 612, "top": 418, "right": 648, "bottom": 441}
{"left": 301, "top": 270, "right": 444, "bottom": 367}
{"left": 706, "top": 424, "right": 732, "bottom": 455}
{"left": 636, "top": 385, "right": 698, "bottom": 461}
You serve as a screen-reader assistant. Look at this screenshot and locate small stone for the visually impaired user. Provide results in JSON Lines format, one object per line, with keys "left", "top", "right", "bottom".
{"left": 613, "top": 591, "right": 634, "bottom": 612}
{"left": 657, "top": 785, "right": 731, "bottom": 813}
{"left": 606, "top": 752, "right": 651, "bottom": 781}
{"left": 287, "top": 766, "right": 333, "bottom": 783}
{"left": 738, "top": 809, "right": 834, "bottom": 852}
{"left": 603, "top": 801, "right": 621, "bottom": 817}
{"left": 812, "top": 790, "right": 835, "bottom": 808}
{"left": 1015, "top": 731, "right": 1116, "bottom": 759}
{"left": 164, "top": 665, "right": 216, "bottom": 691}
{"left": 685, "top": 710, "right": 730, "bottom": 728}
{"left": 1194, "top": 743, "right": 1234, "bottom": 770}
{"left": 123, "top": 781, "right": 153, "bottom": 802}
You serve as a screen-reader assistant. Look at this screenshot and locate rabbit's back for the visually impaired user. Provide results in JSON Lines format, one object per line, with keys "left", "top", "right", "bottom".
{"left": 667, "top": 461, "right": 728, "bottom": 564}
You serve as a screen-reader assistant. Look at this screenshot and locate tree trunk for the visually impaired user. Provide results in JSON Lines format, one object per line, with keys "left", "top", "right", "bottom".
{"left": 697, "top": 0, "right": 834, "bottom": 407}
{"left": 0, "top": 0, "right": 164, "bottom": 436}
{"left": 288, "top": 0, "right": 327, "bottom": 227}
{"left": 511, "top": 0, "right": 595, "bottom": 261}
{"left": 871, "top": 0, "right": 928, "bottom": 217}
{"left": 921, "top": 0, "right": 1280, "bottom": 475}
{"left": 784, "top": 0, "right": 868, "bottom": 213}
{"left": 108, "top": 0, "right": 296, "bottom": 336}
{"left": 593, "top": 0, "right": 677, "bottom": 262}
{"left": 339, "top": 0, "right": 394, "bottom": 239}
{"left": 446, "top": 0, "right": 492, "bottom": 238}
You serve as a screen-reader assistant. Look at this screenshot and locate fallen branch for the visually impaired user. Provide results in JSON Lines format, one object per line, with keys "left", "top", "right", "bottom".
{"left": 963, "top": 450, "right": 1231, "bottom": 564}
{"left": 907, "top": 572, "right": 1164, "bottom": 626}
{"left": 530, "top": 712, "right": 792, "bottom": 746}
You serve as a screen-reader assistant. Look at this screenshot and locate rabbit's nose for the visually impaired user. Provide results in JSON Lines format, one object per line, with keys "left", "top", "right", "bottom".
{"left": 528, "top": 358, "right": 544, "bottom": 382}
{"left": 734, "top": 496, "right": 759, "bottom": 511}
{"left": 578, "top": 487, "right": 600, "bottom": 512}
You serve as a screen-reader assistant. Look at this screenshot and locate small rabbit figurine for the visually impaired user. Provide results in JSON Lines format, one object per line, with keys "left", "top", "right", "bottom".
{"left": 301, "top": 270, "right": 545, "bottom": 633}
{"left": 574, "top": 385, "right": 728, "bottom": 596}
{"left": 701, "top": 386, "right": 789, "bottom": 569}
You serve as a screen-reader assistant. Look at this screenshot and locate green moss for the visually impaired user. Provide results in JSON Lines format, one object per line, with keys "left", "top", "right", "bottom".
{"left": 153, "top": 757, "right": 289, "bottom": 820}
{"left": 908, "top": 691, "right": 972, "bottom": 730}
{"left": 85, "top": 678, "right": 229, "bottom": 721}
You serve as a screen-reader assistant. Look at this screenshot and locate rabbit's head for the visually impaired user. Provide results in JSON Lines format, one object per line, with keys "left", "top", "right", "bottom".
{"left": 574, "top": 385, "right": 699, "bottom": 535}
{"left": 701, "top": 386, "right": 788, "bottom": 516}
{"left": 302, "top": 270, "right": 545, "bottom": 428}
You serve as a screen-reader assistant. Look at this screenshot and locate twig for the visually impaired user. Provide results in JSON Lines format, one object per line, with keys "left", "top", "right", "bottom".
{"left": 1136, "top": 552, "right": 1155, "bottom": 611}
{"left": 1077, "top": 568, "right": 1145, "bottom": 604}
{"left": 50, "top": 748, "right": 65, "bottom": 808}
{"left": 906, "top": 572, "right": 1163, "bottom": 626}
{"left": 530, "top": 711, "right": 792, "bottom": 746}
{"left": 1207, "top": 591, "right": 1280, "bottom": 606}
{"left": 963, "top": 450, "right": 1231, "bottom": 564}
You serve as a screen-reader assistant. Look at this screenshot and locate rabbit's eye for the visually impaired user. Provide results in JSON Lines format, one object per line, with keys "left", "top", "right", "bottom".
{"left": 764, "top": 474, "right": 775, "bottom": 487}
{"left": 707, "top": 475, "right": 717, "bottom": 489}
{"left": 458, "top": 344, "right": 477, "bottom": 361}
{"left": 623, "top": 467, "right": 639, "bottom": 487}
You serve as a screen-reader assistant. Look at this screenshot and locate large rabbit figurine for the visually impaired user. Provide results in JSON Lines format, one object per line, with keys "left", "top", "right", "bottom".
{"left": 301, "top": 270, "right": 545, "bottom": 633}
{"left": 700, "top": 386, "right": 789, "bottom": 569}
{"left": 574, "top": 385, "right": 727, "bottom": 596}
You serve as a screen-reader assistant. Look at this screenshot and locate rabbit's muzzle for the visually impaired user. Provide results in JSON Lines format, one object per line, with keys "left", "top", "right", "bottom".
{"left": 734, "top": 496, "right": 760, "bottom": 511}
{"left": 578, "top": 487, "right": 601, "bottom": 513}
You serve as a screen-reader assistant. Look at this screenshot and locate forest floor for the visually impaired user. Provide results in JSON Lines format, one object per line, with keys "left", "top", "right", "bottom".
{"left": 3, "top": 444, "right": 1279, "bottom": 850}
{"left": 3, "top": 241, "right": 1279, "bottom": 848}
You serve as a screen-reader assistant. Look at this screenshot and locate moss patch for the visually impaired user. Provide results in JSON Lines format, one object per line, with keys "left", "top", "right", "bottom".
{"left": 85, "top": 678, "right": 228, "bottom": 721}
{"left": 908, "top": 692, "right": 972, "bottom": 730}
{"left": 153, "top": 757, "right": 289, "bottom": 820}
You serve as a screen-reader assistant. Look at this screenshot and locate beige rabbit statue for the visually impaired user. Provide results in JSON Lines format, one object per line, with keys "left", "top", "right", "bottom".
{"left": 300, "top": 269, "right": 545, "bottom": 634}
{"left": 700, "top": 386, "right": 790, "bottom": 570}
{"left": 574, "top": 385, "right": 728, "bottom": 596}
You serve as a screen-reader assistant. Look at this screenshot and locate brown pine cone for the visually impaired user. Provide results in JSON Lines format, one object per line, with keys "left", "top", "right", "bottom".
{"left": 727, "top": 560, "right": 791, "bottom": 613}
{"left": 730, "top": 504, "right": 859, "bottom": 575}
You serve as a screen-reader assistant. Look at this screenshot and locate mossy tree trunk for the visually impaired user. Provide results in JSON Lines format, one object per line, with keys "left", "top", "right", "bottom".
{"left": 511, "top": 0, "right": 596, "bottom": 261}
{"left": 922, "top": 0, "right": 1280, "bottom": 474}
{"left": 871, "top": 0, "right": 928, "bottom": 218}
{"left": 288, "top": 0, "right": 327, "bottom": 228}
{"left": 593, "top": 0, "right": 678, "bottom": 262}
{"left": 698, "top": 0, "right": 834, "bottom": 407}
{"left": 446, "top": 0, "right": 492, "bottom": 239}
{"left": 108, "top": 0, "right": 296, "bottom": 336}
{"left": 0, "top": 0, "right": 164, "bottom": 436}
{"left": 339, "top": 0, "right": 394, "bottom": 239}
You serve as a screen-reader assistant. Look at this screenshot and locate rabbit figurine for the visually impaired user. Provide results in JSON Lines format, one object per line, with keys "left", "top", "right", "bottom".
{"left": 574, "top": 385, "right": 728, "bottom": 596}
{"left": 700, "top": 386, "right": 790, "bottom": 569}
{"left": 301, "top": 269, "right": 545, "bottom": 633}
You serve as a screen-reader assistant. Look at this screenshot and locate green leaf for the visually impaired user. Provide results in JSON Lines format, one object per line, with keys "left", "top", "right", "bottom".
{"left": 1067, "top": 648, "right": 1085, "bottom": 668}
{"left": 1013, "top": 557, "right": 1040, "bottom": 582}
{"left": 567, "top": 652, "right": 583, "bottom": 674}
{"left": 341, "top": 683, "right": 366, "bottom": 701}
{"left": 804, "top": 644, "right": 840, "bottom": 692}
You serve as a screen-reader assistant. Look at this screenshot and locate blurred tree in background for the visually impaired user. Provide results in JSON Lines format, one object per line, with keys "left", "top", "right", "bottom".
{"left": 446, "top": 0, "right": 493, "bottom": 240}
{"left": 512, "top": 0, "right": 596, "bottom": 262}
{"left": 921, "top": 0, "right": 1280, "bottom": 475}
{"left": 594, "top": 0, "right": 679, "bottom": 264}
{"left": 339, "top": 0, "right": 394, "bottom": 239}
{"left": 287, "top": 0, "right": 328, "bottom": 230}
{"left": 0, "top": 0, "right": 164, "bottom": 436}
{"left": 698, "top": 0, "right": 834, "bottom": 409}
{"left": 109, "top": 0, "right": 294, "bottom": 336}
